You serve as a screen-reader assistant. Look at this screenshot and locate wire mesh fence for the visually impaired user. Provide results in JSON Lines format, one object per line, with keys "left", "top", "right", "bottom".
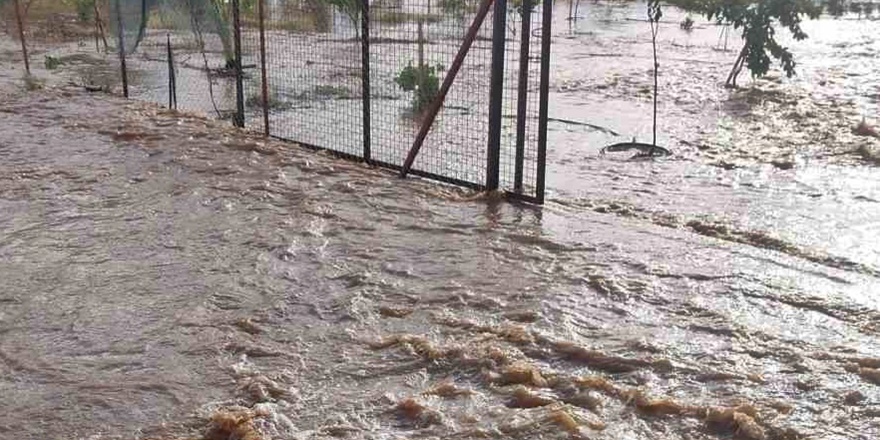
{"left": 4, "top": 0, "right": 550, "bottom": 203}
{"left": 241, "top": 0, "right": 365, "bottom": 156}
{"left": 115, "top": 0, "right": 240, "bottom": 118}
{"left": 368, "top": 0, "right": 494, "bottom": 187}
{"left": 239, "top": 0, "right": 550, "bottom": 201}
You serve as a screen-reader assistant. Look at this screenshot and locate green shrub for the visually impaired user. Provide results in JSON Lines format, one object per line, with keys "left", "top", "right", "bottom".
{"left": 44, "top": 55, "right": 62, "bottom": 70}
{"left": 680, "top": 15, "right": 694, "bottom": 32}
{"left": 395, "top": 62, "right": 443, "bottom": 113}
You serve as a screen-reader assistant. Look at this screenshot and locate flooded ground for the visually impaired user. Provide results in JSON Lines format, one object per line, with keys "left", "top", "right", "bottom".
{"left": 2, "top": 2, "right": 880, "bottom": 440}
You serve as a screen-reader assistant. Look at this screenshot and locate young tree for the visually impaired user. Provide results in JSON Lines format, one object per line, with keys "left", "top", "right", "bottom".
{"left": 648, "top": 0, "right": 661, "bottom": 150}
{"left": 7, "top": 0, "right": 31, "bottom": 74}
{"left": 669, "top": 0, "right": 822, "bottom": 87}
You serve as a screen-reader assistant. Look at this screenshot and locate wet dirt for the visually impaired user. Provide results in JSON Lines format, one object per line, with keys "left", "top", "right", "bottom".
{"left": 2, "top": 2, "right": 880, "bottom": 440}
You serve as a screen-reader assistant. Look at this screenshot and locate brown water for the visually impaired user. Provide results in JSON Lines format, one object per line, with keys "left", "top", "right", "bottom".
{"left": 2, "top": 2, "right": 880, "bottom": 440}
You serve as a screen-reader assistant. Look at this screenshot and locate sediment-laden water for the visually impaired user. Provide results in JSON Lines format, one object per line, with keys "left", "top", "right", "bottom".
{"left": 1, "top": 2, "right": 880, "bottom": 440}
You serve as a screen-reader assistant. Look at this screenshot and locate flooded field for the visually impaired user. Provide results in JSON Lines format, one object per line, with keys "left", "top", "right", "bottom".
{"left": 2, "top": 1, "right": 880, "bottom": 440}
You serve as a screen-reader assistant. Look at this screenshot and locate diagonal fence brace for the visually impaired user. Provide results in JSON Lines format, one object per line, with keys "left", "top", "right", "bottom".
{"left": 400, "top": 0, "right": 496, "bottom": 178}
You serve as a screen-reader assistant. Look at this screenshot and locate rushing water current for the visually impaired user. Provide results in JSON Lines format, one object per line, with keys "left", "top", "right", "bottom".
{"left": 2, "top": 2, "right": 880, "bottom": 440}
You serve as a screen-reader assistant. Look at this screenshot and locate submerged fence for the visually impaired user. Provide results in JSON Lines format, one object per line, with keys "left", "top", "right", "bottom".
{"left": 6, "top": 0, "right": 551, "bottom": 203}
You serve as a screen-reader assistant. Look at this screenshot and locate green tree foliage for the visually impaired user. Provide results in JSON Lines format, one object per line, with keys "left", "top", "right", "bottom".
{"left": 109, "top": 0, "right": 234, "bottom": 64}
{"left": 61, "top": 0, "right": 95, "bottom": 22}
{"left": 669, "top": 0, "right": 822, "bottom": 87}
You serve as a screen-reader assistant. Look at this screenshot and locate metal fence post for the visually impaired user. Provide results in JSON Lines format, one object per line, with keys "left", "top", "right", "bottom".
{"left": 536, "top": 0, "right": 552, "bottom": 204}
{"left": 232, "top": 0, "right": 245, "bottom": 128}
{"left": 258, "top": 0, "right": 270, "bottom": 136}
{"left": 486, "top": 0, "right": 507, "bottom": 191}
{"left": 513, "top": 0, "right": 532, "bottom": 194}
{"left": 166, "top": 34, "right": 177, "bottom": 109}
{"left": 114, "top": 0, "right": 129, "bottom": 98}
{"left": 361, "top": 0, "right": 371, "bottom": 162}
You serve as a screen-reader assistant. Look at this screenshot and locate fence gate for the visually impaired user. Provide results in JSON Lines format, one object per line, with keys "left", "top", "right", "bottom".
{"left": 238, "top": 0, "right": 550, "bottom": 203}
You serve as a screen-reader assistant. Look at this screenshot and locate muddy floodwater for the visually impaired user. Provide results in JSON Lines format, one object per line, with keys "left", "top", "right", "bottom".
{"left": 2, "top": 2, "right": 880, "bottom": 440}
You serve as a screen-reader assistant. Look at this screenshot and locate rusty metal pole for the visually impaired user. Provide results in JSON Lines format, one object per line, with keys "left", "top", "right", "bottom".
{"left": 361, "top": 0, "right": 371, "bottom": 161}
{"left": 13, "top": 0, "right": 30, "bottom": 75}
{"left": 485, "top": 0, "right": 507, "bottom": 190}
{"left": 513, "top": 0, "right": 532, "bottom": 193}
{"left": 232, "top": 0, "right": 245, "bottom": 128}
{"left": 535, "top": 0, "right": 552, "bottom": 204}
{"left": 114, "top": 0, "right": 129, "bottom": 98}
{"left": 258, "top": 0, "right": 270, "bottom": 136}
{"left": 401, "top": 0, "right": 495, "bottom": 177}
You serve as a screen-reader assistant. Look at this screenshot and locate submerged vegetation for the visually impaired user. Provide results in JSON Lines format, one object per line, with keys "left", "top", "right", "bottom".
{"left": 670, "top": 0, "right": 880, "bottom": 87}
{"left": 679, "top": 15, "right": 694, "bottom": 31}
{"left": 648, "top": 0, "right": 661, "bottom": 150}
{"left": 43, "top": 54, "right": 61, "bottom": 69}
{"left": 669, "top": 0, "right": 822, "bottom": 87}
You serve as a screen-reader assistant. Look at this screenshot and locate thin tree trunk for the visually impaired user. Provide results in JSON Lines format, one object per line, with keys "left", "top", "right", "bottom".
{"left": 651, "top": 19, "right": 658, "bottom": 149}
{"left": 94, "top": 1, "right": 110, "bottom": 52}
{"left": 725, "top": 44, "right": 747, "bottom": 88}
{"left": 13, "top": 0, "right": 30, "bottom": 74}
{"left": 114, "top": 0, "right": 129, "bottom": 97}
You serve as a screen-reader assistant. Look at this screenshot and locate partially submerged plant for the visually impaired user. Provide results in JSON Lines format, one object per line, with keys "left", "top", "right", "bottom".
{"left": 648, "top": 0, "right": 661, "bottom": 152}
{"left": 394, "top": 62, "right": 443, "bottom": 113}
{"left": 669, "top": 0, "right": 822, "bottom": 88}
{"left": 23, "top": 74, "right": 43, "bottom": 91}
{"left": 44, "top": 55, "right": 62, "bottom": 70}
{"left": 599, "top": 1, "right": 671, "bottom": 158}
{"left": 680, "top": 15, "right": 695, "bottom": 32}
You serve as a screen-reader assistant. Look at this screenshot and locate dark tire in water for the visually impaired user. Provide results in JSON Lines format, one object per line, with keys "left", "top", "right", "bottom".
{"left": 600, "top": 142, "right": 671, "bottom": 157}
